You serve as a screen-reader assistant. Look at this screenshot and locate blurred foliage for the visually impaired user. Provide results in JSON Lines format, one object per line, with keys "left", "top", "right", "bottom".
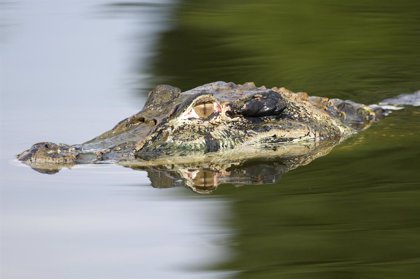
{"left": 149, "top": 0, "right": 420, "bottom": 103}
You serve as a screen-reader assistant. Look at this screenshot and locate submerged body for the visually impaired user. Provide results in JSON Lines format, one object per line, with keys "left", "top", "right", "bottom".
{"left": 17, "top": 81, "right": 413, "bottom": 190}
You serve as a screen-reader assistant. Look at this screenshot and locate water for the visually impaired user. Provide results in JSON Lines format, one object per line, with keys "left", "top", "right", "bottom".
{"left": 1, "top": 0, "right": 420, "bottom": 278}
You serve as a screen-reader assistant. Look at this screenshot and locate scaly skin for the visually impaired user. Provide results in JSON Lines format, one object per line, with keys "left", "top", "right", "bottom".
{"left": 17, "top": 81, "right": 380, "bottom": 183}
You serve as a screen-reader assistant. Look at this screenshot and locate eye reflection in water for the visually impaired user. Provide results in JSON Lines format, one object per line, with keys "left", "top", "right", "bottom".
{"left": 135, "top": 144, "right": 331, "bottom": 194}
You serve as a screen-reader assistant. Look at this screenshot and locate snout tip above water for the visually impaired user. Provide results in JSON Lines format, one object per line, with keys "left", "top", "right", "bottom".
{"left": 17, "top": 142, "right": 59, "bottom": 162}
{"left": 17, "top": 142, "right": 77, "bottom": 164}
{"left": 17, "top": 142, "right": 76, "bottom": 174}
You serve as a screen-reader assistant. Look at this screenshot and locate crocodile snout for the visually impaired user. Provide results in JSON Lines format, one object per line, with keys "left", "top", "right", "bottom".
{"left": 17, "top": 142, "right": 77, "bottom": 164}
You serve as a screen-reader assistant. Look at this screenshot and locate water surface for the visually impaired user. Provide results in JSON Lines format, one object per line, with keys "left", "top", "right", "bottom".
{"left": 1, "top": 0, "right": 420, "bottom": 278}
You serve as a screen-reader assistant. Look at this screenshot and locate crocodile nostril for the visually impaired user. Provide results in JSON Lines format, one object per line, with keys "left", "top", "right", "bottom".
{"left": 224, "top": 105, "right": 236, "bottom": 117}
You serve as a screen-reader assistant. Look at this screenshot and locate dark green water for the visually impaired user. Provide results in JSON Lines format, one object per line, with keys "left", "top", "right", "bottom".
{"left": 148, "top": 0, "right": 420, "bottom": 277}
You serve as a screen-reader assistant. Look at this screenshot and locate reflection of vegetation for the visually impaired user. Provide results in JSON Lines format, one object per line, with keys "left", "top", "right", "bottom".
{"left": 148, "top": 1, "right": 420, "bottom": 277}
{"left": 214, "top": 109, "right": 420, "bottom": 278}
{"left": 150, "top": 0, "right": 420, "bottom": 103}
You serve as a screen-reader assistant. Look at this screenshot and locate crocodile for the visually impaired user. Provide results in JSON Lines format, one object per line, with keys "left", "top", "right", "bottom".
{"left": 17, "top": 81, "right": 419, "bottom": 191}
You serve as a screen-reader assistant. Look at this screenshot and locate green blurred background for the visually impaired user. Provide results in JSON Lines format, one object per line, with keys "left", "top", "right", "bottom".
{"left": 148, "top": 0, "right": 420, "bottom": 278}
{"left": 149, "top": 0, "right": 420, "bottom": 103}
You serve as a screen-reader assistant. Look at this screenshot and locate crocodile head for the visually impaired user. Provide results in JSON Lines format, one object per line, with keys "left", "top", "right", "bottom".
{"left": 134, "top": 81, "right": 346, "bottom": 161}
{"left": 18, "top": 81, "right": 365, "bottom": 170}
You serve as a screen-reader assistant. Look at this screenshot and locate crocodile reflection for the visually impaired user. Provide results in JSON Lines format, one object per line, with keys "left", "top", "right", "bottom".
{"left": 126, "top": 140, "right": 335, "bottom": 194}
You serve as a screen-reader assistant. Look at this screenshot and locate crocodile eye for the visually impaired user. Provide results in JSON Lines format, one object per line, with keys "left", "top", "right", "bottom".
{"left": 193, "top": 102, "right": 215, "bottom": 119}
